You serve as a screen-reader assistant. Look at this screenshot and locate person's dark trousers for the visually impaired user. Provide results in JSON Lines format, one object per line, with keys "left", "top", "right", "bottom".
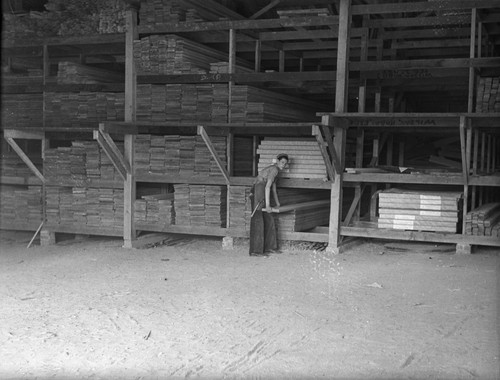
{"left": 249, "top": 182, "right": 277, "bottom": 254}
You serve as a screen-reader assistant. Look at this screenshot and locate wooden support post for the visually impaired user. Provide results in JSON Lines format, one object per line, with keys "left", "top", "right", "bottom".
{"left": 459, "top": 117, "right": 471, "bottom": 235}
{"left": 123, "top": 4, "right": 138, "bottom": 248}
{"left": 254, "top": 40, "right": 261, "bottom": 72}
{"left": 467, "top": 8, "right": 477, "bottom": 113}
{"left": 471, "top": 129, "right": 479, "bottom": 210}
{"left": 398, "top": 141, "right": 405, "bottom": 166}
{"left": 252, "top": 136, "right": 258, "bottom": 176}
{"left": 279, "top": 49, "right": 285, "bottom": 72}
{"left": 40, "top": 230, "right": 56, "bottom": 246}
{"left": 354, "top": 128, "right": 364, "bottom": 221}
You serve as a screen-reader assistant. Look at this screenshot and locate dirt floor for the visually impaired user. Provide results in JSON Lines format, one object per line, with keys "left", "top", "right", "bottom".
{"left": 0, "top": 230, "right": 499, "bottom": 380}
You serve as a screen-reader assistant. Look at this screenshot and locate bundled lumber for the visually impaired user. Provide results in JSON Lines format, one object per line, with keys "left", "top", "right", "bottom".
{"left": 134, "top": 134, "right": 226, "bottom": 176}
{"left": 139, "top": 0, "right": 242, "bottom": 26}
{"left": 173, "top": 184, "right": 227, "bottom": 227}
{"left": 134, "top": 34, "right": 252, "bottom": 75}
{"left": 98, "top": 8, "right": 127, "bottom": 34}
{"left": 257, "top": 137, "right": 327, "bottom": 179}
{"left": 476, "top": 76, "right": 500, "bottom": 113}
{"left": 1, "top": 93, "right": 44, "bottom": 129}
{"left": 0, "top": 185, "right": 43, "bottom": 225}
{"left": 228, "top": 185, "right": 252, "bottom": 232}
{"left": 44, "top": 92, "right": 125, "bottom": 128}
{"left": 0, "top": 155, "right": 42, "bottom": 178}
{"left": 377, "top": 188, "right": 463, "bottom": 233}
{"left": 465, "top": 202, "right": 500, "bottom": 237}
{"left": 45, "top": 186, "right": 124, "bottom": 228}
{"left": 275, "top": 201, "right": 330, "bottom": 233}
{"left": 57, "top": 62, "right": 124, "bottom": 84}
{"left": 44, "top": 141, "right": 124, "bottom": 182}
{"left": 135, "top": 193, "right": 175, "bottom": 227}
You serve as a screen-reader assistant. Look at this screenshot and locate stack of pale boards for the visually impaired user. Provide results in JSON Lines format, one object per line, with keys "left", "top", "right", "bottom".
{"left": 377, "top": 188, "right": 463, "bottom": 233}
{"left": 257, "top": 137, "right": 327, "bottom": 180}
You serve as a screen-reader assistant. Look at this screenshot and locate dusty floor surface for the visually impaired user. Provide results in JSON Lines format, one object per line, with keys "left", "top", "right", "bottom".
{"left": 0, "top": 230, "right": 499, "bottom": 380}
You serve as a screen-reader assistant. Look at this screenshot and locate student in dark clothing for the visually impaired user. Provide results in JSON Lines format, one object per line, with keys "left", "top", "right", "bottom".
{"left": 249, "top": 153, "right": 289, "bottom": 257}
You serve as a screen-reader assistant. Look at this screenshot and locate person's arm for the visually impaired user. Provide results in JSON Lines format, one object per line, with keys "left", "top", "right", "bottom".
{"left": 264, "top": 178, "right": 273, "bottom": 211}
{"left": 272, "top": 182, "right": 280, "bottom": 208}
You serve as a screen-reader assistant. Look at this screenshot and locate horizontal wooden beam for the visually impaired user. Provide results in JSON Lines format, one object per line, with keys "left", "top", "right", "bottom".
{"left": 3, "top": 129, "right": 44, "bottom": 140}
{"left": 99, "top": 122, "right": 138, "bottom": 135}
{"left": 352, "top": 0, "right": 499, "bottom": 15}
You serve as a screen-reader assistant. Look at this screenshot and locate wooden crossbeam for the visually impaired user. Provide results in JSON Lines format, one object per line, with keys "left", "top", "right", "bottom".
{"left": 198, "top": 125, "right": 230, "bottom": 185}
{"left": 3, "top": 129, "right": 44, "bottom": 140}
{"left": 93, "top": 129, "right": 129, "bottom": 181}
{"left": 312, "top": 125, "right": 336, "bottom": 180}
{"left": 5, "top": 137, "right": 45, "bottom": 183}
{"left": 275, "top": 200, "right": 330, "bottom": 213}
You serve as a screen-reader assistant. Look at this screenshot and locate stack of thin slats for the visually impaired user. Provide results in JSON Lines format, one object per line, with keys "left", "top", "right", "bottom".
{"left": 45, "top": 187, "right": 124, "bottom": 228}
{"left": 0, "top": 155, "right": 42, "bottom": 178}
{"left": 465, "top": 202, "right": 500, "bottom": 237}
{"left": 44, "top": 141, "right": 123, "bottom": 182}
{"left": 98, "top": 7, "right": 127, "bottom": 34}
{"left": 139, "top": 0, "right": 185, "bottom": 26}
{"left": 173, "top": 184, "right": 227, "bottom": 227}
{"left": 1, "top": 93, "right": 43, "bottom": 129}
{"left": 257, "top": 137, "right": 327, "bottom": 179}
{"left": 228, "top": 186, "right": 252, "bottom": 232}
{"left": 57, "top": 62, "right": 124, "bottom": 84}
{"left": 476, "top": 76, "right": 500, "bottom": 112}
{"left": 134, "top": 35, "right": 252, "bottom": 75}
{"left": 44, "top": 92, "right": 125, "bottom": 128}
{"left": 377, "top": 189, "right": 462, "bottom": 233}
{"left": 0, "top": 185, "right": 42, "bottom": 225}
{"left": 135, "top": 193, "right": 175, "bottom": 227}
{"left": 134, "top": 134, "right": 226, "bottom": 176}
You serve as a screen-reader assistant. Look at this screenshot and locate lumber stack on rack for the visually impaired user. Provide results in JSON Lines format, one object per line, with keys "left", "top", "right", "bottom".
{"left": 134, "top": 35, "right": 252, "bottom": 75}
{"left": 377, "top": 188, "right": 463, "bottom": 233}
{"left": 0, "top": 155, "right": 42, "bottom": 178}
{"left": 57, "top": 62, "right": 124, "bottom": 84}
{"left": 134, "top": 134, "right": 226, "bottom": 176}
{"left": 0, "top": 185, "right": 43, "bottom": 225}
{"left": 476, "top": 76, "right": 500, "bottom": 112}
{"left": 44, "top": 92, "right": 125, "bottom": 128}
{"left": 275, "top": 200, "right": 331, "bottom": 233}
{"left": 465, "top": 202, "right": 500, "bottom": 237}
{"left": 1, "top": 69, "right": 44, "bottom": 86}
{"left": 1, "top": 93, "right": 44, "bottom": 129}
{"left": 44, "top": 141, "right": 124, "bottom": 182}
{"left": 173, "top": 184, "right": 227, "bottom": 227}
{"left": 257, "top": 137, "right": 327, "bottom": 179}
{"left": 45, "top": 187, "right": 124, "bottom": 228}
{"left": 228, "top": 186, "right": 252, "bottom": 232}
{"left": 135, "top": 193, "right": 175, "bottom": 227}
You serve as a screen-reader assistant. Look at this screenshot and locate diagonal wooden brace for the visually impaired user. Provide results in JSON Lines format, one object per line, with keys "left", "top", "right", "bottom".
{"left": 197, "top": 125, "right": 231, "bottom": 185}
{"left": 94, "top": 129, "right": 130, "bottom": 181}
{"left": 312, "top": 124, "right": 337, "bottom": 181}
{"left": 342, "top": 184, "right": 366, "bottom": 227}
{"left": 5, "top": 137, "right": 46, "bottom": 183}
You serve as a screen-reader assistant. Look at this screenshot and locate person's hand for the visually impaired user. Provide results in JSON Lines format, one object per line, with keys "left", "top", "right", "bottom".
{"left": 275, "top": 202, "right": 280, "bottom": 208}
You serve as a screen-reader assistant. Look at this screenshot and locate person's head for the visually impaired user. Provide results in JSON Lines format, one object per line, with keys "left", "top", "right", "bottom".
{"left": 276, "top": 153, "right": 289, "bottom": 170}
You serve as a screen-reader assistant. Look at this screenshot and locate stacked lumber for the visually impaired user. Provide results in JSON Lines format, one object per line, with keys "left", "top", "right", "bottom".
{"left": 465, "top": 202, "right": 500, "bottom": 237}
{"left": 0, "top": 155, "right": 42, "bottom": 178}
{"left": 1, "top": 69, "right": 44, "bottom": 86}
{"left": 1, "top": 93, "right": 43, "bottom": 129}
{"left": 230, "top": 86, "right": 318, "bottom": 122}
{"left": 139, "top": 0, "right": 241, "bottom": 26}
{"left": 44, "top": 141, "right": 123, "bottom": 182}
{"left": 275, "top": 201, "right": 331, "bottom": 233}
{"left": 257, "top": 137, "right": 327, "bottom": 179}
{"left": 98, "top": 8, "right": 127, "bottom": 34}
{"left": 476, "top": 76, "right": 500, "bottom": 113}
{"left": 135, "top": 193, "right": 175, "bottom": 227}
{"left": 134, "top": 35, "right": 252, "bottom": 75}
{"left": 233, "top": 137, "right": 254, "bottom": 176}
{"left": 0, "top": 185, "right": 43, "bottom": 225}
{"left": 45, "top": 187, "right": 124, "bottom": 227}
{"left": 209, "top": 61, "right": 253, "bottom": 74}
{"left": 173, "top": 184, "right": 227, "bottom": 227}
{"left": 57, "top": 62, "right": 124, "bottom": 84}
{"left": 377, "top": 188, "right": 462, "bottom": 233}
{"left": 44, "top": 92, "right": 125, "bottom": 128}
{"left": 228, "top": 186, "right": 252, "bottom": 232}
{"left": 134, "top": 134, "right": 226, "bottom": 176}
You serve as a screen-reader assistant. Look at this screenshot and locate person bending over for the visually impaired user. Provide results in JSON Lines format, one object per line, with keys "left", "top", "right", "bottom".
{"left": 249, "top": 153, "right": 289, "bottom": 257}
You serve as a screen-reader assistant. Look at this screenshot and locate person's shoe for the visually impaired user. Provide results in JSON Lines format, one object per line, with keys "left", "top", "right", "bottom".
{"left": 265, "top": 249, "right": 282, "bottom": 254}
{"left": 249, "top": 252, "right": 269, "bottom": 257}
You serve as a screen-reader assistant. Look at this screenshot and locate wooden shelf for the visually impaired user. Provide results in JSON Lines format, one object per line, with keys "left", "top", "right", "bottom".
{"left": 43, "top": 224, "right": 123, "bottom": 237}
{"left": 341, "top": 222, "right": 500, "bottom": 247}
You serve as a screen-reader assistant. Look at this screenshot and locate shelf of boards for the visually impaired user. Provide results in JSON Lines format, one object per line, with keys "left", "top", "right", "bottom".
{"left": 42, "top": 224, "right": 123, "bottom": 237}
{"left": 343, "top": 173, "right": 500, "bottom": 187}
